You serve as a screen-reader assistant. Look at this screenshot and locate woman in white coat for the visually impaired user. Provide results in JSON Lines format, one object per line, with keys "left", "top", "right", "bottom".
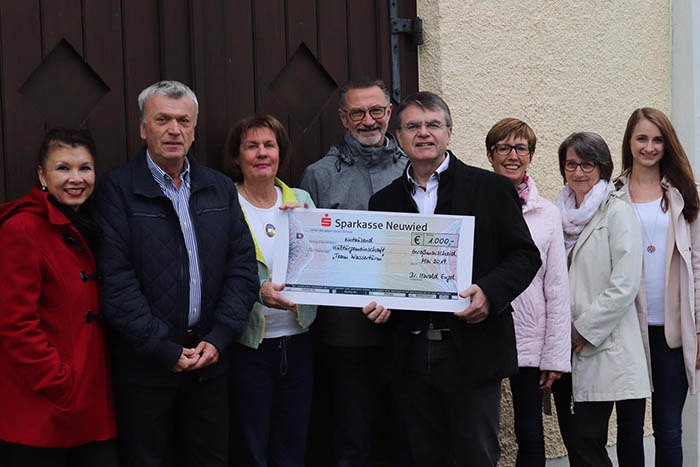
{"left": 552, "top": 132, "right": 650, "bottom": 467}
{"left": 615, "top": 107, "right": 700, "bottom": 467}
{"left": 485, "top": 118, "right": 571, "bottom": 467}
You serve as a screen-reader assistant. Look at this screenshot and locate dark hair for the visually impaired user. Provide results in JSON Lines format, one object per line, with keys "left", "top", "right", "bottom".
{"left": 621, "top": 107, "right": 699, "bottom": 222}
{"left": 37, "top": 127, "right": 97, "bottom": 168}
{"left": 485, "top": 118, "right": 536, "bottom": 154}
{"left": 396, "top": 91, "right": 453, "bottom": 129}
{"left": 338, "top": 78, "right": 390, "bottom": 109}
{"left": 558, "top": 132, "right": 613, "bottom": 184}
{"left": 223, "top": 114, "right": 290, "bottom": 182}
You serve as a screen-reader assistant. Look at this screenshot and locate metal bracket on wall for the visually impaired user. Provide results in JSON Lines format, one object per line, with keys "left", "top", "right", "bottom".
{"left": 390, "top": 0, "right": 423, "bottom": 103}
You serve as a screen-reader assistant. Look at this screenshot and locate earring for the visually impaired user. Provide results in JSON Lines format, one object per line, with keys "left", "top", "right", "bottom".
{"left": 40, "top": 184, "right": 48, "bottom": 192}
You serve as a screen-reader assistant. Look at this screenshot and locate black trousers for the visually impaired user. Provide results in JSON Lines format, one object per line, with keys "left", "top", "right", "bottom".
{"left": 3, "top": 439, "right": 119, "bottom": 467}
{"left": 393, "top": 333, "right": 501, "bottom": 467}
{"left": 552, "top": 373, "right": 646, "bottom": 467}
{"left": 509, "top": 367, "right": 545, "bottom": 467}
{"left": 229, "top": 333, "right": 313, "bottom": 467}
{"left": 114, "top": 373, "right": 228, "bottom": 467}
{"left": 323, "top": 344, "right": 396, "bottom": 467}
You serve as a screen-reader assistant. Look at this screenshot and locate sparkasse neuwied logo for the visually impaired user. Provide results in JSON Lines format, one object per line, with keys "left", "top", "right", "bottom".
{"left": 321, "top": 214, "right": 332, "bottom": 227}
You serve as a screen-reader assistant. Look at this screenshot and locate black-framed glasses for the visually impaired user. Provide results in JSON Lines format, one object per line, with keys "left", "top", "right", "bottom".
{"left": 491, "top": 144, "right": 530, "bottom": 156}
{"left": 400, "top": 121, "right": 447, "bottom": 133}
{"left": 342, "top": 105, "right": 388, "bottom": 122}
{"left": 564, "top": 160, "right": 597, "bottom": 173}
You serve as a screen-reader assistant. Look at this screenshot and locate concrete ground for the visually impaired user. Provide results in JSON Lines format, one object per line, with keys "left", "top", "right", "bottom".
{"left": 545, "top": 436, "right": 655, "bottom": 466}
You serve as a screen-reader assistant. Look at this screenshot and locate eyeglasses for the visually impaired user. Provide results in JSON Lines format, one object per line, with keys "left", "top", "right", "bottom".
{"left": 564, "top": 160, "right": 597, "bottom": 173}
{"left": 491, "top": 144, "right": 530, "bottom": 156}
{"left": 342, "top": 106, "right": 388, "bottom": 122}
{"left": 400, "top": 121, "right": 447, "bottom": 133}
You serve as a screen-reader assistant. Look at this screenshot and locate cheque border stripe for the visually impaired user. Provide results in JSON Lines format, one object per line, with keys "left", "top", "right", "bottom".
{"left": 286, "top": 284, "right": 459, "bottom": 299}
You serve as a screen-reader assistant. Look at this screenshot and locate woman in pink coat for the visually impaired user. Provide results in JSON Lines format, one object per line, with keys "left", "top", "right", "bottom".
{"left": 0, "top": 129, "right": 117, "bottom": 466}
{"left": 485, "top": 118, "right": 571, "bottom": 467}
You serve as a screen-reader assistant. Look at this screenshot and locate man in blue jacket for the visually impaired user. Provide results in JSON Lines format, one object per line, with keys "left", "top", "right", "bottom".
{"left": 95, "top": 80, "right": 258, "bottom": 467}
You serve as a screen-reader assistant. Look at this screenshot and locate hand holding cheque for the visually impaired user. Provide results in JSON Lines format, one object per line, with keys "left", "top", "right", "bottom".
{"left": 362, "top": 284, "right": 490, "bottom": 324}
{"left": 271, "top": 208, "right": 476, "bottom": 314}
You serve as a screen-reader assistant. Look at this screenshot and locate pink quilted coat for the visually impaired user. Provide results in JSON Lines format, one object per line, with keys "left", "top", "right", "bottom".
{"left": 512, "top": 177, "right": 571, "bottom": 372}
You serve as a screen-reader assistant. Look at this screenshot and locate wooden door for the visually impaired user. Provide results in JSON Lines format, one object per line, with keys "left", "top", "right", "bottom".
{"left": 0, "top": 0, "right": 419, "bottom": 203}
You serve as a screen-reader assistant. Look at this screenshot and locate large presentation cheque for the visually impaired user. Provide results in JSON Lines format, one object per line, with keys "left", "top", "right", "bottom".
{"left": 271, "top": 208, "right": 474, "bottom": 312}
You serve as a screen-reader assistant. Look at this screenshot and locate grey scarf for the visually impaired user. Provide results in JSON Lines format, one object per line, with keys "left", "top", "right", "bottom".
{"left": 329, "top": 131, "right": 403, "bottom": 171}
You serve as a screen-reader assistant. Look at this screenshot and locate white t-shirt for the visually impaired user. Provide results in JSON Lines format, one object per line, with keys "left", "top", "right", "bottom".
{"left": 633, "top": 198, "right": 669, "bottom": 326}
{"left": 239, "top": 187, "right": 305, "bottom": 338}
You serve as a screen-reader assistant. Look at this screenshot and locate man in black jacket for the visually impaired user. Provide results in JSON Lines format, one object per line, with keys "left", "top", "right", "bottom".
{"left": 95, "top": 80, "right": 258, "bottom": 467}
{"left": 364, "top": 92, "right": 541, "bottom": 466}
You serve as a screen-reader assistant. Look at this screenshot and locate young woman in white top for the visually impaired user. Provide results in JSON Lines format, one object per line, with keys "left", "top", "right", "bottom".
{"left": 615, "top": 107, "right": 700, "bottom": 467}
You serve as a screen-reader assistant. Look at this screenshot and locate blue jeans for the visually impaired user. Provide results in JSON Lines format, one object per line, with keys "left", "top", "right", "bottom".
{"left": 509, "top": 367, "right": 545, "bottom": 467}
{"left": 615, "top": 398, "right": 647, "bottom": 467}
{"left": 229, "top": 332, "right": 313, "bottom": 467}
{"left": 649, "top": 325, "right": 688, "bottom": 467}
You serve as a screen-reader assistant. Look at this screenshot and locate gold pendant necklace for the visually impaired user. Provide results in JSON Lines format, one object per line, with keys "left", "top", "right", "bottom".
{"left": 632, "top": 199, "right": 661, "bottom": 254}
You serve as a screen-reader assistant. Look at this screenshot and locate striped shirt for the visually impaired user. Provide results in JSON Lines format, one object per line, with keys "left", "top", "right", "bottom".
{"left": 146, "top": 152, "right": 202, "bottom": 327}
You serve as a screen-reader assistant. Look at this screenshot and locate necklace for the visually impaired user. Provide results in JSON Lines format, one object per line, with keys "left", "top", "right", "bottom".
{"left": 632, "top": 198, "right": 662, "bottom": 253}
{"left": 240, "top": 185, "right": 277, "bottom": 237}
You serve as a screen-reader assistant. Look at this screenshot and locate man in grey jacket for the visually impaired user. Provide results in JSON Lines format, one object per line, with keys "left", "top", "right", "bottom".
{"left": 300, "top": 78, "right": 406, "bottom": 466}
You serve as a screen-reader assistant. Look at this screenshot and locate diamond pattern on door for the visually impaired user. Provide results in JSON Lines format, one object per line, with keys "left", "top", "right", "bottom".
{"left": 269, "top": 43, "right": 336, "bottom": 131}
{"left": 19, "top": 39, "right": 109, "bottom": 127}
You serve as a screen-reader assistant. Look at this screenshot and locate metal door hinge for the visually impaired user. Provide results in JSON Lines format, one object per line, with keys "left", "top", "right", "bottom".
{"left": 390, "top": 0, "right": 423, "bottom": 103}
{"left": 392, "top": 17, "right": 423, "bottom": 47}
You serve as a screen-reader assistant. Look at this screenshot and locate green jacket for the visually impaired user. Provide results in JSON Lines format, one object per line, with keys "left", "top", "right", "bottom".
{"left": 237, "top": 178, "right": 317, "bottom": 349}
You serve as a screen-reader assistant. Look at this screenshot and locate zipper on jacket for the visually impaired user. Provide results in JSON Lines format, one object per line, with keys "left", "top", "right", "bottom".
{"left": 256, "top": 268, "right": 273, "bottom": 346}
{"left": 190, "top": 195, "right": 206, "bottom": 331}
{"left": 164, "top": 202, "right": 190, "bottom": 336}
{"left": 196, "top": 206, "right": 227, "bottom": 215}
{"left": 131, "top": 212, "right": 166, "bottom": 218}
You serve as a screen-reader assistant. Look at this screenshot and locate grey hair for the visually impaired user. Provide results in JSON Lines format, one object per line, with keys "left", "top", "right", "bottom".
{"left": 557, "top": 132, "right": 614, "bottom": 183}
{"left": 338, "top": 78, "right": 390, "bottom": 109}
{"left": 138, "top": 80, "right": 199, "bottom": 124}
{"left": 396, "top": 91, "right": 453, "bottom": 128}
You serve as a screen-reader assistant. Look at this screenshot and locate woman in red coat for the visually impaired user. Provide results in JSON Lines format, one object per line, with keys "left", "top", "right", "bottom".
{"left": 0, "top": 128, "right": 118, "bottom": 466}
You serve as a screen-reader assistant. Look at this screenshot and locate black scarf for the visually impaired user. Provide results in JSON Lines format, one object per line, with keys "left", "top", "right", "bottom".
{"left": 49, "top": 196, "right": 101, "bottom": 252}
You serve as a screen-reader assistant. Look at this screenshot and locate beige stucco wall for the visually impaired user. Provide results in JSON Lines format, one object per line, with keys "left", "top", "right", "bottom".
{"left": 417, "top": 0, "right": 670, "bottom": 202}
{"left": 416, "top": 0, "right": 670, "bottom": 464}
